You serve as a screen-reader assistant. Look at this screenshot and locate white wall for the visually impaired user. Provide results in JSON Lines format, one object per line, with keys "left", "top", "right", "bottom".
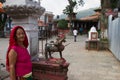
{"left": 108, "top": 15, "right": 120, "bottom": 60}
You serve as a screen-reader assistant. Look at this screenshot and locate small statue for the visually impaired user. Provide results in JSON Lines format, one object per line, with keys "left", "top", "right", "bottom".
{"left": 45, "top": 34, "right": 66, "bottom": 60}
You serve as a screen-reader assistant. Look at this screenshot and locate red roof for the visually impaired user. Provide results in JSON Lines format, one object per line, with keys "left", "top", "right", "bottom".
{"left": 38, "top": 20, "right": 48, "bottom": 27}
{"left": 80, "top": 12, "right": 101, "bottom": 21}
{"left": 0, "top": 8, "right": 4, "bottom": 12}
{"left": 0, "top": 2, "right": 2, "bottom": 8}
{"left": 0, "top": 2, "right": 4, "bottom": 12}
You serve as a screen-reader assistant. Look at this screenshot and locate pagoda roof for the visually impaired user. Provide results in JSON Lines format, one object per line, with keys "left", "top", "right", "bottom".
{"left": 80, "top": 12, "right": 101, "bottom": 21}
{"left": 94, "top": 8, "right": 101, "bottom": 12}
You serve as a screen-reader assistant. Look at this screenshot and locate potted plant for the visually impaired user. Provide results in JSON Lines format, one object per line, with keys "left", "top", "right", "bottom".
{"left": 100, "top": 38, "right": 109, "bottom": 50}
{"left": 57, "top": 19, "right": 69, "bottom": 34}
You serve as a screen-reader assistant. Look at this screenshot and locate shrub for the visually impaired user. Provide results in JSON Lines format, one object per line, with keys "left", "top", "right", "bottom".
{"left": 57, "top": 19, "right": 68, "bottom": 30}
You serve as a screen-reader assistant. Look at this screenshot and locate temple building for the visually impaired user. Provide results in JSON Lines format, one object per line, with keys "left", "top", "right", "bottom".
{"left": 38, "top": 11, "right": 55, "bottom": 38}
{"left": 65, "top": 8, "right": 101, "bottom": 34}
{"left": 79, "top": 8, "right": 101, "bottom": 33}
{"left": 52, "top": 8, "right": 101, "bottom": 35}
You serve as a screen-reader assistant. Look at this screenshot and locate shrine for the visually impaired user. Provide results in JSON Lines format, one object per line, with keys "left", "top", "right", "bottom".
{"left": 86, "top": 26, "right": 100, "bottom": 50}
{"left": 3, "top": 0, "right": 45, "bottom": 60}
{"left": 88, "top": 25, "right": 98, "bottom": 40}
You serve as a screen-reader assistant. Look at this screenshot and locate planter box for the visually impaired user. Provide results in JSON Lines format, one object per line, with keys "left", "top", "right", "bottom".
{"left": 85, "top": 39, "right": 109, "bottom": 50}
{"left": 85, "top": 40, "right": 100, "bottom": 50}
{"left": 99, "top": 41, "right": 109, "bottom": 50}
{"left": 32, "top": 58, "right": 69, "bottom": 80}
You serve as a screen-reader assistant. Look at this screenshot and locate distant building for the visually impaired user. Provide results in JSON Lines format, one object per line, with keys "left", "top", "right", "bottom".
{"left": 38, "top": 11, "right": 55, "bottom": 38}
{"left": 64, "top": 9, "right": 101, "bottom": 34}
{"left": 78, "top": 8, "right": 101, "bottom": 33}
{"left": 38, "top": 11, "right": 54, "bottom": 26}
{"left": 80, "top": 8, "right": 101, "bottom": 22}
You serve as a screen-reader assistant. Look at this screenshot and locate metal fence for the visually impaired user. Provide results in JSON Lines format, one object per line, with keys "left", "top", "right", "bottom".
{"left": 108, "top": 15, "right": 120, "bottom": 60}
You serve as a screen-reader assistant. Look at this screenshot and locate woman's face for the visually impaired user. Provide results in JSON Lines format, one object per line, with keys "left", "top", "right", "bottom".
{"left": 15, "top": 28, "right": 25, "bottom": 42}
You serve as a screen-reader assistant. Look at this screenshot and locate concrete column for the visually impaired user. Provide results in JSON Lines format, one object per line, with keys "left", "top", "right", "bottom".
{"left": 3, "top": 0, "right": 45, "bottom": 60}
{"left": 12, "top": 16, "right": 39, "bottom": 60}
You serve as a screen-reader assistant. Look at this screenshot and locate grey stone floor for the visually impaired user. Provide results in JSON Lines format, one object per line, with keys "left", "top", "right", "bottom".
{"left": 1, "top": 35, "right": 120, "bottom": 80}
{"left": 64, "top": 35, "right": 120, "bottom": 80}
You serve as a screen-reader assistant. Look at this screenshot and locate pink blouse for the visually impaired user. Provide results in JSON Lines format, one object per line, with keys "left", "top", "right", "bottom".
{"left": 12, "top": 46, "right": 32, "bottom": 77}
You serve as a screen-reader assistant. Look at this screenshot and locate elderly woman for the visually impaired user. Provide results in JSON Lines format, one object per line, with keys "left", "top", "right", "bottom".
{"left": 6, "top": 26, "right": 32, "bottom": 80}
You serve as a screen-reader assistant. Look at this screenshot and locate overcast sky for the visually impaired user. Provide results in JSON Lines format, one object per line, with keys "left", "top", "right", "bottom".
{"left": 40, "top": 0, "right": 100, "bottom": 15}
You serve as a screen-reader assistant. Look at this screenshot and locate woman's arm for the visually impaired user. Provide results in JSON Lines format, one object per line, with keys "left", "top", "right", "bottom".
{"left": 8, "top": 49, "right": 17, "bottom": 80}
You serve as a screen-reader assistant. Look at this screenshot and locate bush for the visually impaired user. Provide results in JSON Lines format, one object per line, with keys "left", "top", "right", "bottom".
{"left": 57, "top": 19, "right": 68, "bottom": 30}
{"left": 100, "top": 38, "right": 109, "bottom": 43}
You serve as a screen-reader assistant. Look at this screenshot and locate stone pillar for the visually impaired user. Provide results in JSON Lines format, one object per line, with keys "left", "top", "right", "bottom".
{"left": 12, "top": 16, "right": 39, "bottom": 60}
{"left": 3, "top": 0, "right": 45, "bottom": 60}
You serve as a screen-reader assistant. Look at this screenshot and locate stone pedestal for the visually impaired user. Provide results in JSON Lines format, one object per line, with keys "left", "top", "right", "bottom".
{"left": 32, "top": 58, "right": 69, "bottom": 80}
{"left": 3, "top": 0, "right": 45, "bottom": 60}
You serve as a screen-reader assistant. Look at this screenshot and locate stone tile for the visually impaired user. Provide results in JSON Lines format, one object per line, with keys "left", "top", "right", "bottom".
{"left": 1, "top": 35, "right": 120, "bottom": 80}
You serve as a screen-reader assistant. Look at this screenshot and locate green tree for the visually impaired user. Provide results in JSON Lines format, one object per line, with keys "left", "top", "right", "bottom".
{"left": 57, "top": 19, "right": 68, "bottom": 30}
{"left": 110, "top": 0, "right": 118, "bottom": 9}
{"left": 63, "top": 0, "right": 84, "bottom": 33}
{"left": 100, "top": 0, "right": 119, "bottom": 39}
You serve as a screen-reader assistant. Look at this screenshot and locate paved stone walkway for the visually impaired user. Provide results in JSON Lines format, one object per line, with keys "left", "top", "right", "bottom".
{"left": 1, "top": 35, "right": 120, "bottom": 80}
{"left": 63, "top": 35, "right": 120, "bottom": 80}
